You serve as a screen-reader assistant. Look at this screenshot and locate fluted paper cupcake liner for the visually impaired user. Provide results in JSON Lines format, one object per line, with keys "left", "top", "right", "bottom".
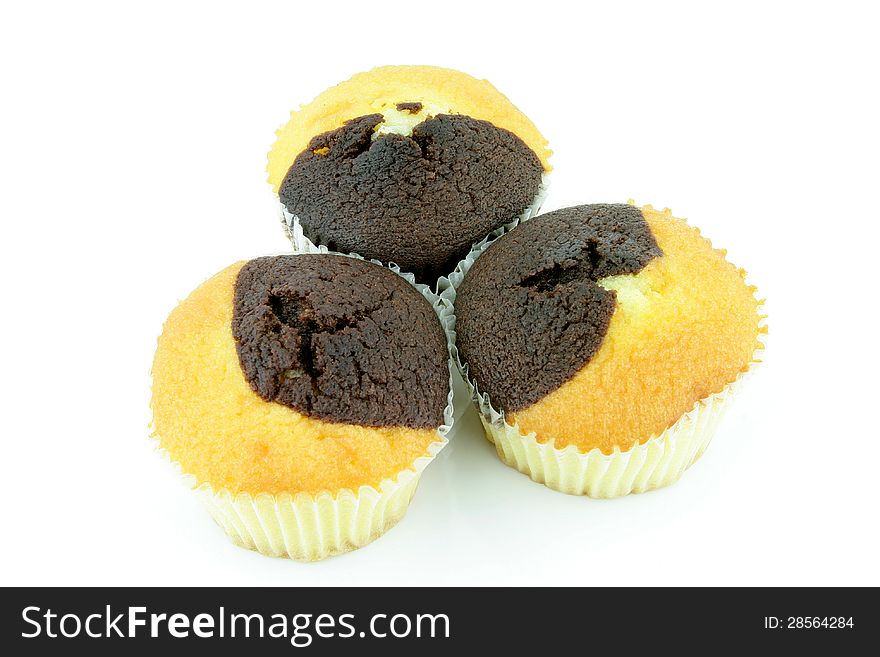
{"left": 480, "top": 372, "right": 755, "bottom": 497}
{"left": 279, "top": 176, "right": 550, "bottom": 294}
{"left": 439, "top": 204, "right": 766, "bottom": 498}
{"left": 152, "top": 252, "right": 455, "bottom": 560}
{"left": 190, "top": 439, "right": 446, "bottom": 560}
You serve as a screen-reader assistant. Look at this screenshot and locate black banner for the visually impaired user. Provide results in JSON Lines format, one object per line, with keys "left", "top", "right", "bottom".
{"left": 0, "top": 587, "right": 870, "bottom": 653}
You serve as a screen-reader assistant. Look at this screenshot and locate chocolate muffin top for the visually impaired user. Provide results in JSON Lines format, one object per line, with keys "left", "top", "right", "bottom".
{"left": 454, "top": 204, "right": 663, "bottom": 413}
{"left": 279, "top": 113, "right": 544, "bottom": 284}
{"left": 232, "top": 254, "right": 448, "bottom": 429}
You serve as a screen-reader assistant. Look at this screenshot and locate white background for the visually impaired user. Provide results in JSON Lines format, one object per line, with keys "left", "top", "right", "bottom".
{"left": 1, "top": 1, "right": 878, "bottom": 587}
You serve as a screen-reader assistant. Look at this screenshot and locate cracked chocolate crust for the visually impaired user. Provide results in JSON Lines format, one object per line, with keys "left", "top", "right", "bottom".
{"left": 279, "top": 113, "right": 544, "bottom": 284}
{"left": 455, "top": 204, "right": 663, "bottom": 413}
{"left": 395, "top": 102, "right": 423, "bottom": 113}
{"left": 232, "top": 255, "right": 449, "bottom": 429}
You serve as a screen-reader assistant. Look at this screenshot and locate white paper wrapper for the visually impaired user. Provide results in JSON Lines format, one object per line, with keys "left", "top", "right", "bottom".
{"left": 279, "top": 175, "right": 550, "bottom": 295}
{"left": 439, "top": 211, "right": 766, "bottom": 498}
{"left": 152, "top": 252, "right": 455, "bottom": 560}
{"left": 191, "top": 439, "right": 447, "bottom": 560}
{"left": 479, "top": 372, "right": 755, "bottom": 497}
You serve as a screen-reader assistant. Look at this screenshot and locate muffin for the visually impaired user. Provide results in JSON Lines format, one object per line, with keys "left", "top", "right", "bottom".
{"left": 267, "top": 65, "right": 552, "bottom": 284}
{"left": 448, "top": 203, "right": 765, "bottom": 497}
{"left": 151, "top": 254, "right": 453, "bottom": 559}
